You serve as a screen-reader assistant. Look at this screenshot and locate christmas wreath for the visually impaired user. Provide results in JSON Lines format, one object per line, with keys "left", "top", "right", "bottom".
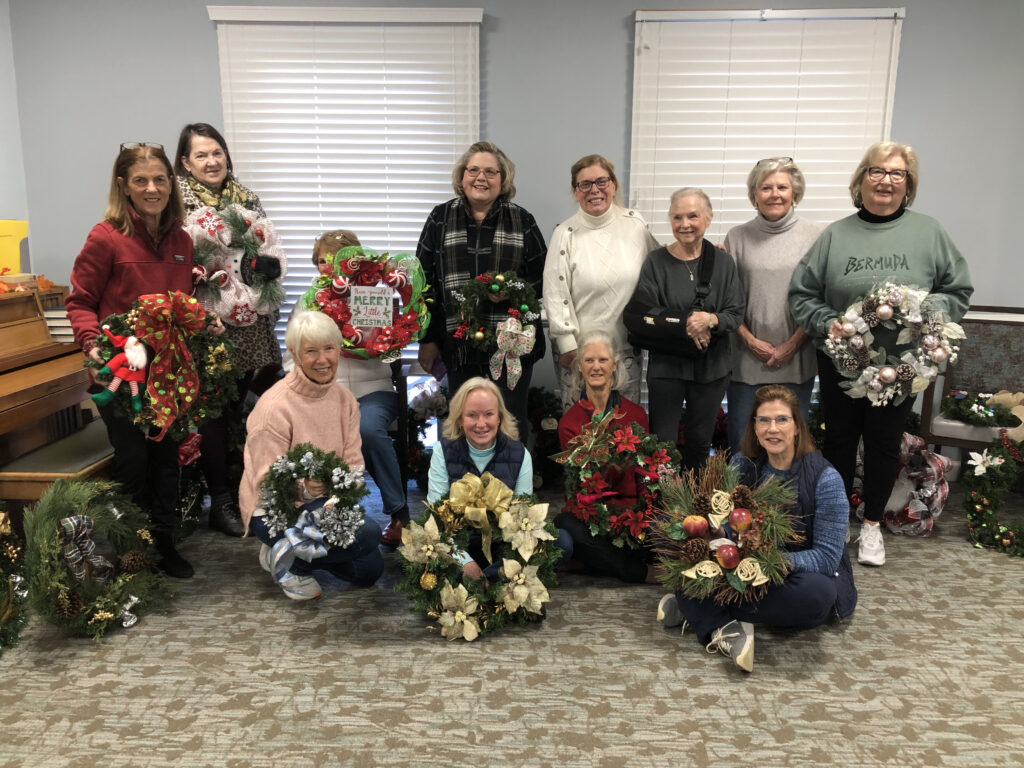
{"left": 300, "top": 245, "right": 428, "bottom": 362}
{"left": 185, "top": 205, "right": 287, "bottom": 327}
{"left": 23, "top": 480, "right": 170, "bottom": 639}
{"left": 0, "top": 500, "right": 29, "bottom": 657}
{"left": 87, "top": 291, "right": 242, "bottom": 442}
{"left": 941, "top": 390, "right": 1022, "bottom": 428}
{"left": 651, "top": 455, "right": 799, "bottom": 606}
{"left": 553, "top": 410, "right": 680, "bottom": 549}
{"left": 824, "top": 282, "right": 966, "bottom": 406}
{"left": 961, "top": 430, "right": 1024, "bottom": 558}
{"left": 396, "top": 472, "right": 560, "bottom": 641}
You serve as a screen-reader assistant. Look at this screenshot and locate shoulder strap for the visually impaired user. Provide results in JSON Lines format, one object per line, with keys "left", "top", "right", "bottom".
{"left": 692, "top": 243, "right": 716, "bottom": 309}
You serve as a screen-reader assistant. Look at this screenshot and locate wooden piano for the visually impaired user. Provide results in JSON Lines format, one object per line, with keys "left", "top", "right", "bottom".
{"left": 0, "top": 289, "right": 113, "bottom": 503}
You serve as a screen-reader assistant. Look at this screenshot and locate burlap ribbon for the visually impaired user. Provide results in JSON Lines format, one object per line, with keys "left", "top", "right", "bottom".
{"left": 448, "top": 472, "right": 514, "bottom": 564}
{"left": 269, "top": 506, "right": 329, "bottom": 583}
{"left": 58, "top": 515, "right": 112, "bottom": 583}
{"left": 134, "top": 292, "right": 208, "bottom": 441}
{"left": 488, "top": 316, "right": 535, "bottom": 390}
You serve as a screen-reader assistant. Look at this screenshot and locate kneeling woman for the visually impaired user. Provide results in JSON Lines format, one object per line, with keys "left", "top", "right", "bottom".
{"left": 658, "top": 384, "right": 856, "bottom": 672}
{"left": 239, "top": 312, "right": 384, "bottom": 600}
{"left": 428, "top": 377, "right": 572, "bottom": 580}
{"left": 555, "top": 331, "right": 657, "bottom": 583}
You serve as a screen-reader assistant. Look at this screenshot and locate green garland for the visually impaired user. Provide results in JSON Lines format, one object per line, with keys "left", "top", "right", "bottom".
{"left": 940, "top": 391, "right": 1018, "bottom": 427}
{"left": 0, "top": 500, "right": 29, "bottom": 657}
{"left": 452, "top": 271, "right": 540, "bottom": 352}
{"left": 23, "top": 480, "right": 171, "bottom": 639}
{"left": 395, "top": 473, "right": 560, "bottom": 641}
{"left": 961, "top": 431, "right": 1024, "bottom": 557}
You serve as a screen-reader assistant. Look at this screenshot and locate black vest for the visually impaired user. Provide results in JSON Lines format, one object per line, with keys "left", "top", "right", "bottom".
{"left": 440, "top": 434, "right": 525, "bottom": 490}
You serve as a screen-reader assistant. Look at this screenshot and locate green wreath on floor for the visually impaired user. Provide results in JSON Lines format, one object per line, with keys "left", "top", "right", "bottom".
{"left": 24, "top": 480, "right": 171, "bottom": 639}
{"left": 961, "top": 430, "right": 1024, "bottom": 557}
{"left": 0, "top": 500, "right": 29, "bottom": 657}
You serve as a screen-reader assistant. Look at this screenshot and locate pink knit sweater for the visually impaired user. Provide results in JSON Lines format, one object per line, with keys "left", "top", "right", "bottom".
{"left": 239, "top": 367, "right": 364, "bottom": 530}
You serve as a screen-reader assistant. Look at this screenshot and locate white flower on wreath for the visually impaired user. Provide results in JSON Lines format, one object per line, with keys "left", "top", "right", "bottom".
{"left": 497, "top": 500, "right": 554, "bottom": 562}
{"left": 438, "top": 581, "right": 480, "bottom": 642}
{"left": 499, "top": 559, "right": 549, "bottom": 615}
{"left": 968, "top": 449, "right": 1005, "bottom": 476}
{"left": 398, "top": 514, "right": 452, "bottom": 564}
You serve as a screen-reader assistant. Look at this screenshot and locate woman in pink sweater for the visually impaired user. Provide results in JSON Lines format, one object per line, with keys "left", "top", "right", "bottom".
{"left": 240, "top": 311, "right": 383, "bottom": 600}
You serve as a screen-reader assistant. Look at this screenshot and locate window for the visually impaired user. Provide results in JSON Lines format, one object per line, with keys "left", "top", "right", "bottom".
{"left": 629, "top": 8, "right": 904, "bottom": 242}
{"left": 209, "top": 6, "right": 482, "bottom": 338}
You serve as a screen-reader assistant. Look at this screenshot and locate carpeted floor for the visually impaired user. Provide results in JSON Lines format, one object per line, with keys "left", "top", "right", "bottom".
{"left": 2, "top": 482, "right": 1023, "bottom": 767}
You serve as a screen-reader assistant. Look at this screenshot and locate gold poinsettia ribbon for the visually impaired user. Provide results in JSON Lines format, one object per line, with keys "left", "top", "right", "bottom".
{"left": 448, "top": 472, "right": 514, "bottom": 564}
{"left": 735, "top": 557, "right": 770, "bottom": 586}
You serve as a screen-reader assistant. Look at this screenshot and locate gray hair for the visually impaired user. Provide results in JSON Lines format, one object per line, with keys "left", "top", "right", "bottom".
{"left": 849, "top": 141, "right": 919, "bottom": 209}
{"left": 669, "top": 187, "right": 713, "bottom": 219}
{"left": 570, "top": 330, "right": 625, "bottom": 401}
{"left": 747, "top": 158, "right": 806, "bottom": 206}
{"left": 285, "top": 310, "right": 342, "bottom": 358}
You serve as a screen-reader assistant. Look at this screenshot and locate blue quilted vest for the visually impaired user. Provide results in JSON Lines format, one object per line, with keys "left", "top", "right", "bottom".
{"left": 440, "top": 434, "right": 525, "bottom": 490}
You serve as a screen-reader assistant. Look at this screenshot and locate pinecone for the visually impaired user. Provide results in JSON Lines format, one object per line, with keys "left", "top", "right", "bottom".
{"left": 842, "top": 356, "right": 861, "bottom": 371}
{"left": 861, "top": 297, "right": 878, "bottom": 313}
{"left": 863, "top": 311, "right": 879, "bottom": 327}
{"left": 119, "top": 550, "right": 148, "bottom": 573}
{"left": 680, "top": 537, "right": 710, "bottom": 563}
{"left": 896, "top": 363, "right": 915, "bottom": 381}
{"left": 691, "top": 493, "right": 713, "bottom": 517}
{"left": 741, "top": 530, "right": 764, "bottom": 555}
{"left": 731, "top": 485, "right": 755, "bottom": 510}
{"left": 55, "top": 591, "right": 83, "bottom": 619}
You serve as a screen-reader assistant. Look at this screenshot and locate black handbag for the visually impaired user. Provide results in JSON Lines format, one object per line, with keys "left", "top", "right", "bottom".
{"left": 623, "top": 248, "right": 716, "bottom": 359}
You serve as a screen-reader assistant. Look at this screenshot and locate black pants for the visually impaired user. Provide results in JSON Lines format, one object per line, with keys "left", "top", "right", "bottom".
{"left": 446, "top": 361, "right": 533, "bottom": 444}
{"left": 647, "top": 374, "right": 729, "bottom": 471}
{"left": 816, "top": 350, "right": 914, "bottom": 522}
{"left": 97, "top": 404, "right": 181, "bottom": 532}
{"left": 554, "top": 512, "right": 649, "bottom": 583}
{"left": 197, "top": 370, "right": 253, "bottom": 498}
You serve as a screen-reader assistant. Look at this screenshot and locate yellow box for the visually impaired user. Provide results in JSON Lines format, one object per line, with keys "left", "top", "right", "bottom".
{"left": 0, "top": 220, "right": 29, "bottom": 275}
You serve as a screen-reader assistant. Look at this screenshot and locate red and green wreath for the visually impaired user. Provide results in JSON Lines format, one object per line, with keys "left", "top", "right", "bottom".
{"left": 300, "top": 245, "right": 429, "bottom": 362}
{"left": 451, "top": 271, "right": 541, "bottom": 352}
{"left": 553, "top": 410, "right": 680, "bottom": 549}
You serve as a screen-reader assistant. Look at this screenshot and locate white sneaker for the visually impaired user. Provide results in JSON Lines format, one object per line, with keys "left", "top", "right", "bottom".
{"left": 857, "top": 522, "right": 886, "bottom": 566}
{"left": 278, "top": 571, "right": 322, "bottom": 601}
{"left": 259, "top": 543, "right": 272, "bottom": 573}
{"left": 706, "top": 620, "right": 754, "bottom": 672}
{"left": 657, "top": 593, "right": 688, "bottom": 633}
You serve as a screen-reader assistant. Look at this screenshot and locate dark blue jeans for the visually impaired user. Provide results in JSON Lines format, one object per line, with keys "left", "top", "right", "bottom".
{"left": 357, "top": 390, "right": 407, "bottom": 519}
{"left": 249, "top": 513, "right": 384, "bottom": 587}
{"left": 675, "top": 570, "right": 839, "bottom": 645}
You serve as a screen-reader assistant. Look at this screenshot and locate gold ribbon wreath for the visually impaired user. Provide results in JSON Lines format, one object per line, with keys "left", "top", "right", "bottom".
{"left": 447, "top": 472, "right": 513, "bottom": 564}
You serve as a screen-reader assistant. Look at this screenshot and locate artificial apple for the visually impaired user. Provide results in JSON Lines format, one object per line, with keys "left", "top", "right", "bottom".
{"left": 715, "top": 543, "right": 741, "bottom": 570}
{"left": 682, "top": 515, "right": 709, "bottom": 538}
{"left": 728, "top": 508, "right": 753, "bottom": 534}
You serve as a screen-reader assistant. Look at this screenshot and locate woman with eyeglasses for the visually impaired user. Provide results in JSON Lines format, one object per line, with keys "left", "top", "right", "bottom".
{"left": 416, "top": 141, "right": 547, "bottom": 438}
{"left": 657, "top": 385, "right": 856, "bottom": 673}
{"left": 722, "top": 158, "right": 822, "bottom": 455}
{"left": 789, "top": 141, "right": 972, "bottom": 567}
{"left": 66, "top": 143, "right": 200, "bottom": 578}
{"left": 543, "top": 154, "right": 659, "bottom": 411}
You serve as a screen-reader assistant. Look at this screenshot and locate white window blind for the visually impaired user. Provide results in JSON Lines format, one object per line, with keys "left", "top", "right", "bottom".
{"left": 629, "top": 8, "right": 904, "bottom": 244}
{"left": 210, "top": 6, "right": 481, "bottom": 338}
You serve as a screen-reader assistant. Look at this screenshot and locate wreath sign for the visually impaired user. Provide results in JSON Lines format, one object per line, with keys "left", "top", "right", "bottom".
{"left": 824, "top": 282, "right": 965, "bottom": 406}
{"left": 962, "top": 430, "right": 1024, "bottom": 558}
{"left": 301, "top": 245, "right": 428, "bottom": 362}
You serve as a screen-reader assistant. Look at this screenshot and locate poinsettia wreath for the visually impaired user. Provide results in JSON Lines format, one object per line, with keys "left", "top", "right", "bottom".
{"left": 395, "top": 472, "right": 560, "bottom": 642}
{"left": 300, "top": 245, "right": 428, "bottom": 362}
{"left": 23, "top": 480, "right": 171, "bottom": 639}
{"left": 553, "top": 410, "right": 680, "bottom": 549}
{"left": 86, "top": 291, "right": 243, "bottom": 442}
{"left": 651, "top": 454, "right": 799, "bottom": 606}
{"left": 961, "top": 430, "right": 1024, "bottom": 558}
{"left": 824, "top": 282, "right": 966, "bottom": 406}
{"left": 185, "top": 204, "right": 287, "bottom": 327}
{"left": 0, "top": 500, "right": 29, "bottom": 657}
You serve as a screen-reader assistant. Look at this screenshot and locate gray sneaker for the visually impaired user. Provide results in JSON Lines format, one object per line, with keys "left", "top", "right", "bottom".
{"left": 278, "top": 571, "right": 321, "bottom": 601}
{"left": 259, "top": 543, "right": 272, "bottom": 573}
{"left": 656, "top": 593, "right": 688, "bottom": 633}
{"left": 857, "top": 522, "right": 886, "bottom": 566}
{"left": 706, "top": 620, "right": 754, "bottom": 672}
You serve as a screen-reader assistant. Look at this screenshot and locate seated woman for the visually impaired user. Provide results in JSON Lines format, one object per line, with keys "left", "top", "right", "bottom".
{"left": 428, "top": 377, "right": 571, "bottom": 581}
{"left": 555, "top": 331, "right": 657, "bottom": 584}
{"left": 239, "top": 311, "right": 384, "bottom": 600}
{"left": 657, "top": 384, "right": 856, "bottom": 672}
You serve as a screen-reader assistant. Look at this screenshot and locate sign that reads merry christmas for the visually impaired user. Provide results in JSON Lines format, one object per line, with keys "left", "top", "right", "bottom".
{"left": 349, "top": 286, "right": 393, "bottom": 328}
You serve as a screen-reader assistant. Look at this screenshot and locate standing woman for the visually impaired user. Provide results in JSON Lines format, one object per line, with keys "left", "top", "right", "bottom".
{"left": 723, "top": 158, "right": 821, "bottom": 454}
{"left": 625, "top": 188, "right": 745, "bottom": 470}
{"left": 66, "top": 143, "right": 197, "bottom": 578}
{"left": 416, "top": 141, "right": 547, "bottom": 438}
{"left": 543, "top": 154, "right": 658, "bottom": 410}
{"left": 789, "top": 141, "right": 972, "bottom": 567}
{"left": 174, "top": 123, "right": 283, "bottom": 537}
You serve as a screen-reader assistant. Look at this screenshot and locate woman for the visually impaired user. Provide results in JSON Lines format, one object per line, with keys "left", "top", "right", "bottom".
{"left": 544, "top": 155, "right": 659, "bottom": 410}
{"left": 625, "top": 188, "right": 744, "bottom": 470}
{"left": 416, "top": 141, "right": 547, "bottom": 438}
{"left": 239, "top": 311, "right": 383, "bottom": 601}
{"left": 657, "top": 385, "right": 856, "bottom": 672}
{"left": 789, "top": 141, "right": 973, "bottom": 567}
{"left": 554, "top": 331, "right": 656, "bottom": 583}
{"left": 428, "top": 377, "right": 571, "bottom": 582}
{"left": 723, "top": 158, "right": 821, "bottom": 454}
{"left": 174, "top": 122, "right": 283, "bottom": 538}
{"left": 66, "top": 143, "right": 197, "bottom": 578}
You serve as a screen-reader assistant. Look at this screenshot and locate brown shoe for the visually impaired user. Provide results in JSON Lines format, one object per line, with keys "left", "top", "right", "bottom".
{"left": 380, "top": 517, "right": 406, "bottom": 548}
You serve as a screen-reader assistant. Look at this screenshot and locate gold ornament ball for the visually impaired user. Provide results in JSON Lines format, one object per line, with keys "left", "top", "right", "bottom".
{"left": 495, "top": 274, "right": 505, "bottom": 282}
{"left": 474, "top": 330, "right": 485, "bottom": 341}
{"left": 420, "top": 572, "right": 438, "bottom": 590}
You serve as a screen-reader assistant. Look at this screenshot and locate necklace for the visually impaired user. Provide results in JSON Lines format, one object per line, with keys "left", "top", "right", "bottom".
{"left": 671, "top": 242, "right": 701, "bottom": 281}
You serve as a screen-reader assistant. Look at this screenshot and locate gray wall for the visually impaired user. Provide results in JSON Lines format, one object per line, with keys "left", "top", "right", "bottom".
{"left": 7, "top": 0, "right": 1023, "bottom": 313}
{"left": 1, "top": 0, "right": 27, "bottom": 221}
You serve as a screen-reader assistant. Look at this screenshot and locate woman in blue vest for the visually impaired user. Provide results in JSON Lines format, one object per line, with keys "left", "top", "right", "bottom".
{"left": 427, "top": 377, "right": 571, "bottom": 581}
{"left": 657, "top": 384, "right": 856, "bottom": 672}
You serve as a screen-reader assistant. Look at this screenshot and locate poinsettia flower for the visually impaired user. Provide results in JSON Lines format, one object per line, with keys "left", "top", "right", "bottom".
{"left": 612, "top": 426, "right": 642, "bottom": 453}
{"left": 499, "top": 559, "right": 549, "bottom": 615}
{"left": 568, "top": 498, "right": 600, "bottom": 523}
{"left": 643, "top": 448, "right": 671, "bottom": 470}
{"left": 438, "top": 581, "right": 480, "bottom": 641}
{"left": 609, "top": 508, "right": 650, "bottom": 537}
{"left": 580, "top": 473, "right": 609, "bottom": 495}
{"left": 398, "top": 514, "right": 451, "bottom": 563}
{"left": 497, "top": 500, "right": 555, "bottom": 562}
{"left": 968, "top": 449, "right": 1005, "bottom": 476}
{"left": 575, "top": 491, "right": 617, "bottom": 507}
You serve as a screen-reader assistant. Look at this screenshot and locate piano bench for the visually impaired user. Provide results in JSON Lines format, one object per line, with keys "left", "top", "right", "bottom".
{"left": 0, "top": 420, "right": 114, "bottom": 500}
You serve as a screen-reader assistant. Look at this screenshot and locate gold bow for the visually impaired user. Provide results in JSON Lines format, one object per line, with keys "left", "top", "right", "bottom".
{"left": 448, "top": 472, "right": 514, "bottom": 564}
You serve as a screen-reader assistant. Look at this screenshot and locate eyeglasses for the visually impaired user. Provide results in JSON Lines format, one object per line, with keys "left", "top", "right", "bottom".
{"left": 465, "top": 166, "right": 500, "bottom": 179}
{"left": 755, "top": 157, "right": 792, "bottom": 167}
{"left": 120, "top": 142, "right": 164, "bottom": 152}
{"left": 755, "top": 415, "right": 793, "bottom": 427}
{"left": 866, "top": 167, "right": 908, "bottom": 183}
{"left": 575, "top": 176, "right": 613, "bottom": 192}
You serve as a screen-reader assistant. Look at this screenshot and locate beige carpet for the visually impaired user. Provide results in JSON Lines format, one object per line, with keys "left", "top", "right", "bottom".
{"left": 2, "top": 484, "right": 1023, "bottom": 767}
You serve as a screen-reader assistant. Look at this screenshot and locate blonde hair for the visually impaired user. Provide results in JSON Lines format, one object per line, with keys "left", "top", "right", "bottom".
{"left": 452, "top": 141, "right": 517, "bottom": 200}
{"left": 849, "top": 141, "right": 919, "bottom": 209}
{"left": 105, "top": 145, "right": 184, "bottom": 238}
{"left": 747, "top": 158, "right": 806, "bottom": 207}
{"left": 443, "top": 377, "right": 519, "bottom": 442}
{"left": 312, "top": 229, "right": 361, "bottom": 267}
